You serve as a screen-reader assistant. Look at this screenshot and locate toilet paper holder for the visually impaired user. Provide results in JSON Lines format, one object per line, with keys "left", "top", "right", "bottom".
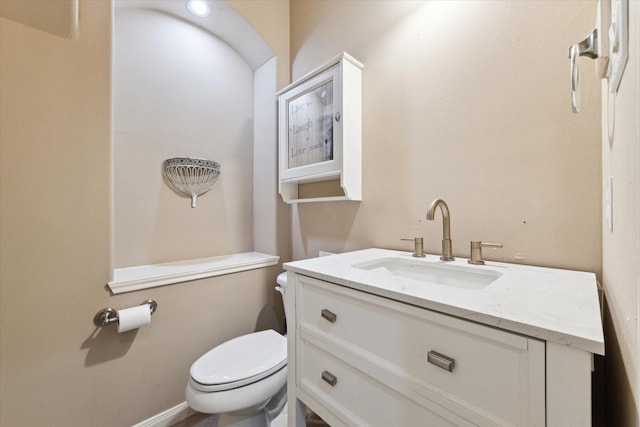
{"left": 93, "top": 299, "right": 158, "bottom": 327}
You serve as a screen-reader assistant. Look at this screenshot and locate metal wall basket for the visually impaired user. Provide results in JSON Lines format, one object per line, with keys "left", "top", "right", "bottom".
{"left": 163, "top": 157, "right": 221, "bottom": 207}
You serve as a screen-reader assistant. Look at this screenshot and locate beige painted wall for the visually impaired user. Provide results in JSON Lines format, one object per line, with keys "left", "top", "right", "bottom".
{"left": 0, "top": 1, "right": 290, "bottom": 426}
{"left": 227, "top": 0, "right": 293, "bottom": 262}
{"left": 289, "top": 0, "right": 602, "bottom": 273}
{"left": 601, "top": 1, "right": 640, "bottom": 425}
{"left": 0, "top": 0, "right": 78, "bottom": 38}
{"left": 227, "top": 0, "right": 290, "bottom": 89}
{"left": 114, "top": 7, "right": 255, "bottom": 267}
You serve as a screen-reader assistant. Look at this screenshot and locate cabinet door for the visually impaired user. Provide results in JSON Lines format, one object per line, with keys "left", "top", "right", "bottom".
{"left": 278, "top": 63, "right": 342, "bottom": 182}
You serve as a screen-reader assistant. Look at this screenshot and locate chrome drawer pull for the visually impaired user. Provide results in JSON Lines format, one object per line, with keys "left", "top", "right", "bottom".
{"left": 321, "top": 370, "right": 337, "bottom": 387}
{"left": 427, "top": 350, "right": 455, "bottom": 372}
{"left": 321, "top": 308, "right": 337, "bottom": 323}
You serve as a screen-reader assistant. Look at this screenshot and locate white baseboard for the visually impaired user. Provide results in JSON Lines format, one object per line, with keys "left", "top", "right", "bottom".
{"left": 132, "top": 401, "right": 196, "bottom": 427}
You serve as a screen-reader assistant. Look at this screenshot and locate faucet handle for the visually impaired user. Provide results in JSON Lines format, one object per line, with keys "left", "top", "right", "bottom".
{"left": 468, "top": 241, "right": 503, "bottom": 265}
{"left": 401, "top": 237, "right": 426, "bottom": 258}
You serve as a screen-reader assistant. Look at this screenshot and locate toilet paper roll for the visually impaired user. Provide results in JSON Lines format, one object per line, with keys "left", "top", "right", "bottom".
{"left": 117, "top": 304, "right": 151, "bottom": 333}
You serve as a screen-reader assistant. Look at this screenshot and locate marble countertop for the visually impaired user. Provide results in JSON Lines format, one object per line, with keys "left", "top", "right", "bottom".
{"left": 284, "top": 248, "right": 604, "bottom": 355}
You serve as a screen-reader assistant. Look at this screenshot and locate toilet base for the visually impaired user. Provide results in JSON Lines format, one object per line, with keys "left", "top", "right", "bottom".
{"left": 186, "top": 382, "right": 287, "bottom": 427}
{"left": 217, "top": 384, "right": 286, "bottom": 427}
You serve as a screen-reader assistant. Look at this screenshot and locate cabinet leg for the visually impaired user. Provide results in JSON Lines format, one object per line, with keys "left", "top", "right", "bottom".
{"left": 287, "top": 397, "right": 307, "bottom": 427}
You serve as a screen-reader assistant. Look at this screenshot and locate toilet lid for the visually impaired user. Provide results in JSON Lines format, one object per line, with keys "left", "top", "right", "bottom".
{"left": 190, "top": 329, "right": 287, "bottom": 389}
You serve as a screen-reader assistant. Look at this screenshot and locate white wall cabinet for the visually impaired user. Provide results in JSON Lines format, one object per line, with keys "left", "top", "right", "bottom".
{"left": 286, "top": 272, "right": 595, "bottom": 427}
{"left": 277, "top": 53, "right": 363, "bottom": 203}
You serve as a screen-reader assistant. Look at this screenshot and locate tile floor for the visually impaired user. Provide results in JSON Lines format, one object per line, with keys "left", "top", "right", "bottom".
{"left": 170, "top": 412, "right": 218, "bottom": 427}
{"left": 171, "top": 405, "right": 330, "bottom": 427}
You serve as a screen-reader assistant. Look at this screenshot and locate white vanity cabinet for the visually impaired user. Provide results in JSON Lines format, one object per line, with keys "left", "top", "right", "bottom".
{"left": 285, "top": 249, "right": 602, "bottom": 427}
{"left": 289, "top": 274, "right": 546, "bottom": 427}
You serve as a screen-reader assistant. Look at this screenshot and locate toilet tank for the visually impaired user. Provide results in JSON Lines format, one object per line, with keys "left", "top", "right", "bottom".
{"left": 275, "top": 272, "right": 289, "bottom": 331}
{"left": 276, "top": 272, "right": 287, "bottom": 288}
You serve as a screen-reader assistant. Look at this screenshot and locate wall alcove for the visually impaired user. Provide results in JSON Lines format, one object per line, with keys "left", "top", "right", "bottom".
{"left": 110, "top": 0, "right": 280, "bottom": 293}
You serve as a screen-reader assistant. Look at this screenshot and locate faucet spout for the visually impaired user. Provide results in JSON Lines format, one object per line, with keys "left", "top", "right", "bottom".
{"left": 426, "top": 198, "right": 455, "bottom": 261}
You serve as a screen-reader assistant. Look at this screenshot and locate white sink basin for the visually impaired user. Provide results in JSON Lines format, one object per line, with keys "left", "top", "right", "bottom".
{"left": 352, "top": 257, "right": 502, "bottom": 289}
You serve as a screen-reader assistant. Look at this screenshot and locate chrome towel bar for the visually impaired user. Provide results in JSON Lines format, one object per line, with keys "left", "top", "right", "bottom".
{"left": 568, "top": 28, "right": 599, "bottom": 113}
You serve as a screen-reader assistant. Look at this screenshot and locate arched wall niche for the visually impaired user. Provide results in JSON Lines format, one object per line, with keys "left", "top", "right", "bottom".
{"left": 111, "top": 0, "right": 280, "bottom": 292}
{"left": 115, "top": 0, "right": 272, "bottom": 69}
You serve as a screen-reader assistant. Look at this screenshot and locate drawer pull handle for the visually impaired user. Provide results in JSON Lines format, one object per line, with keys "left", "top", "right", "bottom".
{"left": 321, "top": 370, "right": 338, "bottom": 386}
{"left": 321, "top": 309, "right": 337, "bottom": 323}
{"left": 427, "top": 350, "right": 455, "bottom": 372}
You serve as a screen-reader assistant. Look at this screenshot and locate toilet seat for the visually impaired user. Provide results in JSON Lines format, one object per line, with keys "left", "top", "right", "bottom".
{"left": 190, "top": 329, "right": 287, "bottom": 392}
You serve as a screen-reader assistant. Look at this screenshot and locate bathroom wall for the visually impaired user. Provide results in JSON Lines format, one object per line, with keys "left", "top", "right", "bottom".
{"left": 289, "top": 0, "right": 602, "bottom": 274}
{"left": 114, "top": 7, "right": 255, "bottom": 267}
{"left": 227, "top": 0, "right": 290, "bottom": 89}
{"left": 0, "top": 0, "right": 78, "bottom": 38}
{"left": 0, "top": 1, "right": 290, "bottom": 426}
{"left": 228, "top": 0, "right": 292, "bottom": 261}
{"left": 601, "top": 1, "right": 640, "bottom": 425}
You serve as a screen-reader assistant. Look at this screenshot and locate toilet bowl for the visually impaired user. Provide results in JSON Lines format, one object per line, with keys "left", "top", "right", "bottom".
{"left": 185, "top": 272, "right": 289, "bottom": 427}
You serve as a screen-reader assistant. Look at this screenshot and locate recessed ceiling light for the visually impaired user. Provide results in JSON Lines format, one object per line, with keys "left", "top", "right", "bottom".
{"left": 187, "top": 0, "right": 211, "bottom": 17}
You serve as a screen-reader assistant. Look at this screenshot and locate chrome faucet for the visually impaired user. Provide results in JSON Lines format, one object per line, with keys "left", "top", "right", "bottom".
{"left": 426, "top": 198, "right": 455, "bottom": 261}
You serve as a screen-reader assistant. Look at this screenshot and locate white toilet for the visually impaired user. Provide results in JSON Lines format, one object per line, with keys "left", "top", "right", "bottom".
{"left": 185, "top": 272, "right": 289, "bottom": 427}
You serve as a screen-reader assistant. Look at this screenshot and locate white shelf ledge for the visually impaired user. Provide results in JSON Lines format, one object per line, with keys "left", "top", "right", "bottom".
{"left": 108, "top": 252, "right": 280, "bottom": 294}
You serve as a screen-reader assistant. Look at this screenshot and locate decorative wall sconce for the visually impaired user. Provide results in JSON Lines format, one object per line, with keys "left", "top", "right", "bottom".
{"left": 163, "top": 157, "right": 221, "bottom": 208}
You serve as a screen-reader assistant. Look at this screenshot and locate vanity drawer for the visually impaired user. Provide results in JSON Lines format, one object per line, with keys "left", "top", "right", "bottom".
{"left": 299, "top": 338, "right": 475, "bottom": 427}
{"left": 296, "top": 274, "right": 545, "bottom": 427}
